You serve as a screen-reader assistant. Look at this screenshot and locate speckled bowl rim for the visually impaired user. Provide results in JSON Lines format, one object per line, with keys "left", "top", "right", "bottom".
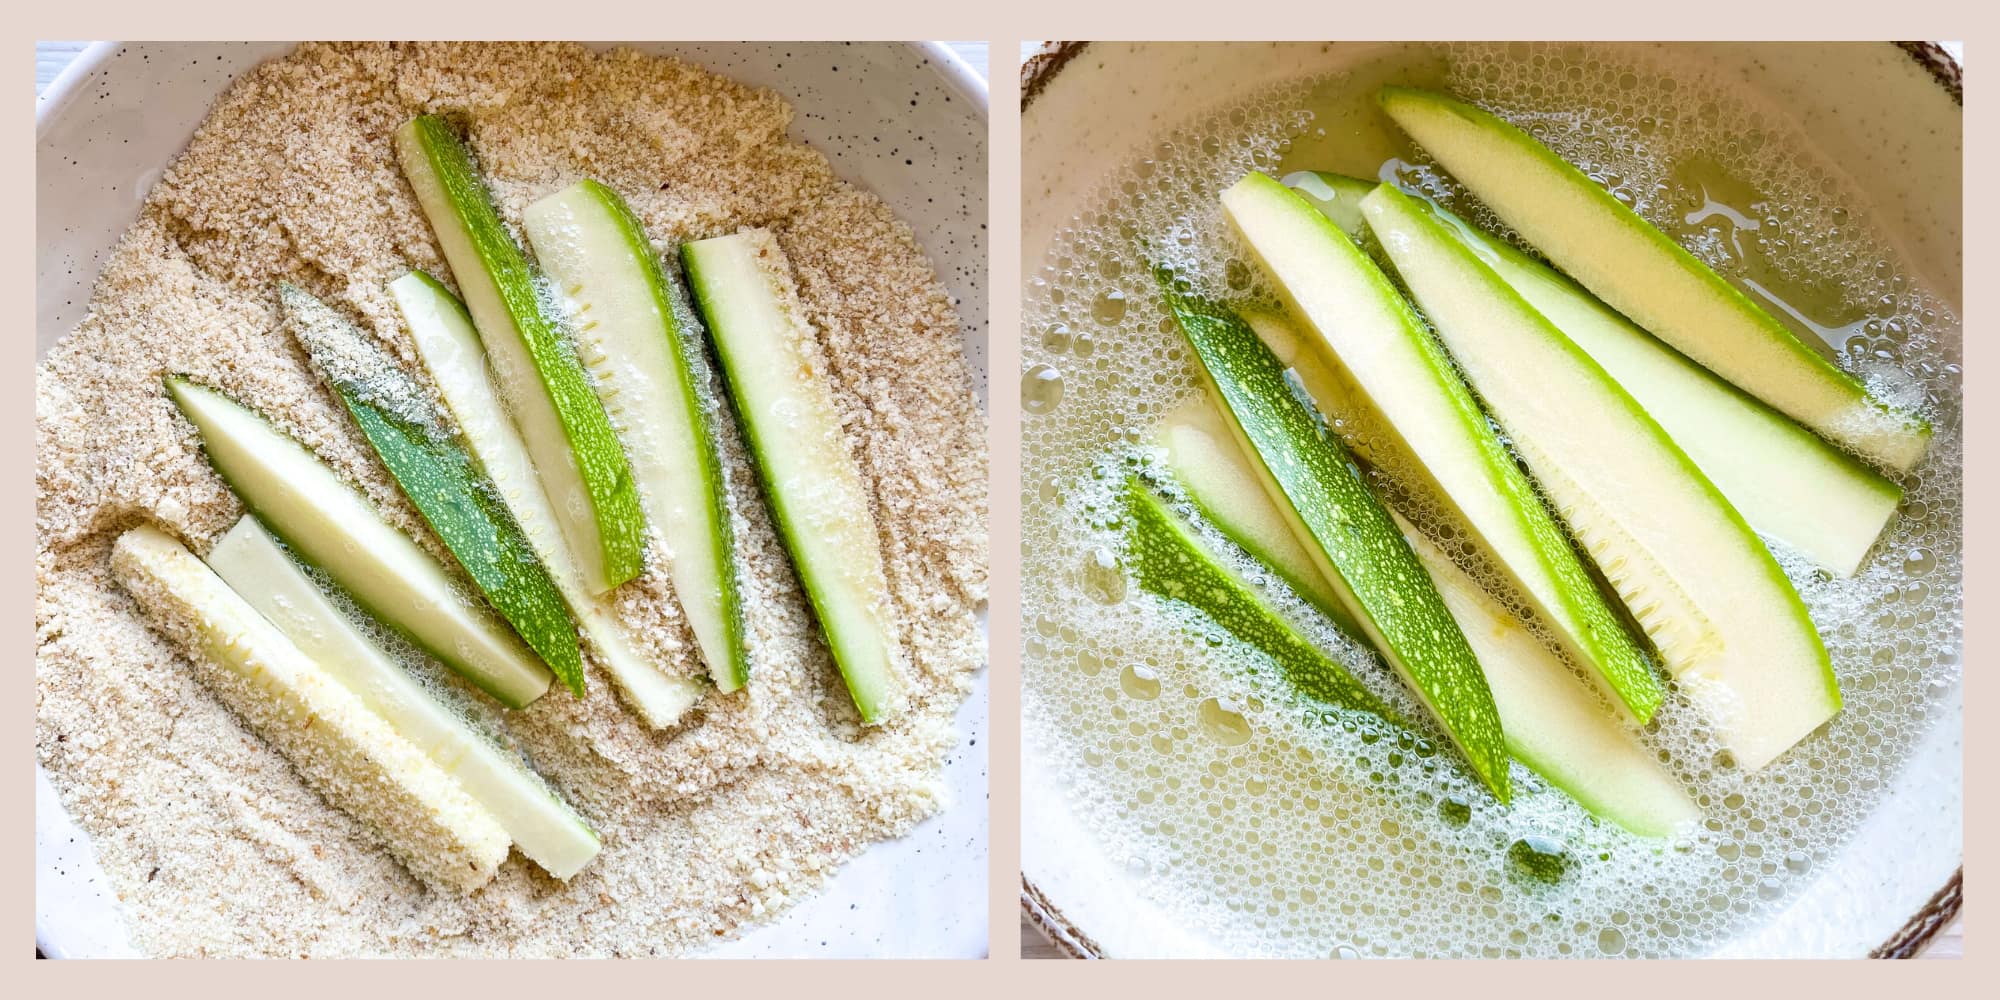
{"left": 1017, "top": 39, "right": 1962, "bottom": 961}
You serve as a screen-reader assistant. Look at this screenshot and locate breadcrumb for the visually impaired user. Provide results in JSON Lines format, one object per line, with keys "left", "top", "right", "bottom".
{"left": 35, "top": 41, "right": 987, "bottom": 958}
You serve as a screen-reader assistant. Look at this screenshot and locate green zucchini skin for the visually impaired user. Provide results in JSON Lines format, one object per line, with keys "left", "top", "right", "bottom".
{"left": 345, "top": 405, "right": 583, "bottom": 693}
{"left": 575, "top": 183, "right": 747, "bottom": 690}
{"left": 281, "top": 284, "right": 584, "bottom": 696}
{"left": 1154, "top": 269, "right": 1510, "bottom": 802}
{"left": 1124, "top": 476, "right": 1397, "bottom": 721}
{"left": 397, "top": 115, "right": 649, "bottom": 591}
{"left": 1152, "top": 389, "right": 1699, "bottom": 835}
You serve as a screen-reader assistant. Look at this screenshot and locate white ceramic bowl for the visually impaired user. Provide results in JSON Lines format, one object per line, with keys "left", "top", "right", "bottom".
{"left": 35, "top": 40, "right": 989, "bottom": 960}
{"left": 1020, "top": 41, "right": 1961, "bottom": 960}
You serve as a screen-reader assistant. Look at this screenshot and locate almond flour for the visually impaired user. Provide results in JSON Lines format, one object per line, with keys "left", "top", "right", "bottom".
{"left": 35, "top": 41, "right": 987, "bottom": 958}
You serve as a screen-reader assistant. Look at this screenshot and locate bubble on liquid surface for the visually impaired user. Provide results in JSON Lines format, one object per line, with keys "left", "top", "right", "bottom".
{"left": 1597, "top": 927, "right": 1627, "bottom": 956}
{"left": 1093, "top": 289, "right": 1130, "bottom": 325}
{"left": 1197, "top": 698, "right": 1253, "bottom": 746}
{"left": 1120, "top": 664, "right": 1162, "bottom": 700}
{"left": 1081, "top": 546, "right": 1128, "bottom": 604}
{"left": 1506, "top": 836, "right": 1574, "bottom": 886}
{"left": 1022, "top": 363, "right": 1065, "bottom": 415}
{"left": 1042, "top": 323, "right": 1075, "bottom": 355}
{"left": 1438, "top": 793, "right": 1473, "bottom": 828}
{"left": 1020, "top": 40, "right": 1961, "bottom": 960}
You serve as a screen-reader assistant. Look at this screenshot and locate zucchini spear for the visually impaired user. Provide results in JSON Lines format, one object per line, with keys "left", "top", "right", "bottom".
{"left": 1377, "top": 86, "right": 1930, "bottom": 473}
{"left": 1361, "top": 183, "right": 1838, "bottom": 771}
{"left": 1123, "top": 476, "right": 1394, "bottom": 719}
{"left": 1223, "top": 170, "right": 1662, "bottom": 724}
{"left": 682, "top": 230, "right": 904, "bottom": 724}
{"left": 1156, "top": 393, "right": 1697, "bottom": 835}
{"left": 1288, "top": 170, "right": 1902, "bottom": 578}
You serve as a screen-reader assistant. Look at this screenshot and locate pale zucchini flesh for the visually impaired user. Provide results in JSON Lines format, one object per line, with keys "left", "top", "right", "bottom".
{"left": 682, "top": 230, "right": 903, "bottom": 724}
{"left": 1124, "top": 477, "right": 1394, "bottom": 719}
{"left": 392, "top": 271, "right": 706, "bottom": 728}
{"left": 111, "top": 524, "right": 509, "bottom": 893}
{"left": 1289, "top": 171, "right": 1904, "bottom": 577}
{"left": 1393, "top": 514, "right": 1700, "bottom": 837}
{"left": 1423, "top": 201, "right": 1902, "bottom": 577}
{"left": 1155, "top": 272, "right": 1510, "bottom": 802}
{"left": 1222, "top": 171, "right": 1663, "bottom": 724}
{"left": 207, "top": 516, "right": 601, "bottom": 879}
{"left": 165, "top": 377, "right": 553, "bottom": 709}
{"left": 1361, "top": 183, "right": 1839, "bottom": 771}
{"left": 279, "top": 284, "right": 585, "bottom": 695}
{"left": 395, "top": 115, "right": 648, "bottom": 594}
{"left": 522, "top": 181, "right": 750, "bottom": 691}
{"left": 1376, "top": 86, "right": 1931, "bottom": 474}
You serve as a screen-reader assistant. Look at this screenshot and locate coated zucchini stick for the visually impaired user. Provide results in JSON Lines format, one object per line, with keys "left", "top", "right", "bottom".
{"left": 111, "top": 524, "right": 510, "bottom": 894}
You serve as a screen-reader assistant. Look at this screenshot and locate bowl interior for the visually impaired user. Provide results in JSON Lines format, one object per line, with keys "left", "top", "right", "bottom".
{"left": 35, "top": 40, "right": 989, "bottom": 959}
{"left": 1020, "top": 40, "right": 1960, "bottom": 959}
